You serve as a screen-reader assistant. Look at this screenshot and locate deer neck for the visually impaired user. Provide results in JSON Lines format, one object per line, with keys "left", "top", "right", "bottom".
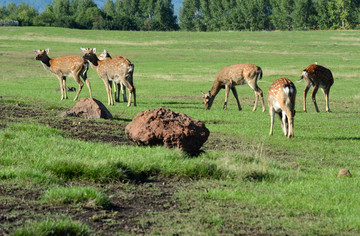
{"left": 87, "top": 55, "right": 100, "bottom": 69}
{"left": 209, "top": 80, "right": 222, "bottom": 98}
{"left": 39, "top": 55, "right": 53, "bottom": 73}
{"left": 40, "top": 55, "right": 51, "bottom": 68}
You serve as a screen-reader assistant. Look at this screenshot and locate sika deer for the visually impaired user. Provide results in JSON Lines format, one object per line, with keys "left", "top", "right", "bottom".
{"left": 34, "top": 49, "right": 92, "bottom": 100}
{"left": 98, "top": 50, "right": 128, "bottom": 103}
{"left": 299, "top": 64, "right": 334, "bottom": 112}
{"left": 81, "top": 48, "right": 136, "bottom": 106}
{"left": 268, "top": 78, "right": 297, "bottom": 138}
{"left": 202, "top": 63, "right": 265, "bottom": 111}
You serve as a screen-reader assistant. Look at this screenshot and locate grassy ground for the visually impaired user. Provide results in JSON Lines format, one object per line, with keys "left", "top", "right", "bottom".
{"left": 0, "top": 27, "right": 360, "bottom": 235}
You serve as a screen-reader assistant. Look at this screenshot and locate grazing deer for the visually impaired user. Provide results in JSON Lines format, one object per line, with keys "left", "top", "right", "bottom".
{"left": 97, "top": 50, "right": 128, "bottom": 103}
{"left": 298, "top": 64, "right": 334, "bottom": 112}
{"left": 202, "top": 63, "right": 265, "bottom": 111}
{"left": 268, "top": 78, "right": 297, "bottom": 138}
{"left": 34, "top": 49, "right": 92, "bottom": 100}
{"left": 81, "top": 48, "right": 136, "bottom": 106}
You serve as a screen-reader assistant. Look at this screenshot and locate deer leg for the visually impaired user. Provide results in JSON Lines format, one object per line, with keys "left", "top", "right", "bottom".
{"left": 121, "top": 82, "right": 128, "bottom": 103}
{"left": 258, "top": 88, "right": 265, "bottom": 112}
{"left": 112, "top": 81, "right": 119, "bottom": 103}
{"left": 269, "top": 107, "right": 275, "bottom": 136}
{"left": 281, "top": 112, "right": 289, "bottom": 137}
{"left": 121, "top": 79, "right": 135, "bottom": 107}
{"left": 80, "top": 72, "right": 92, "bottom": 99}
{"left": 303, "top": 83, "right": 311, "bottom": 112}
{"left": 102, "top": 79, "right": 112, "bottom": 105}
{"left": 279, "top": 103, "right": 294, "bottom": 138}
{"left": 223, "top": 85, "right": 231, "bottom": 110}
{"left": 63, "top": 77, "right": 68, "bottom": 99}
{"left": 58, "top": 76, "right": 65, "bottom": 100}
{"left": 73, "top": 75, "right": 84, "bottom": 101}
{"left": 231, "top": 87, "right": 242, "bottom": 111}
{"left": 311, "top": 86, "right": 320, "bottom": 112}
{"left": 322, "top": 88, "right": 331, "bottom": 112}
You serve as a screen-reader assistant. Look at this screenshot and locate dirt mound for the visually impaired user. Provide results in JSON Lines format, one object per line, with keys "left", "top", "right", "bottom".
{"left": 125, "top": 107, "right": 209, "bottom": 153}
{"left": 59, "top": 98, "right": 113, "bottom": 119}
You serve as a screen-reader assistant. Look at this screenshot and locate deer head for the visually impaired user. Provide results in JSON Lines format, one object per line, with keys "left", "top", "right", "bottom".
{"left": 202, "top": 91, "right": 214, "bottom": 110}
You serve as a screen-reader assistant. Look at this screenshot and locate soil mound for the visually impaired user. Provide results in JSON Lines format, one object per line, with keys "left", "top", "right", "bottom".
{"left": 125, "top": 107, "right": 209, "bottom": 153}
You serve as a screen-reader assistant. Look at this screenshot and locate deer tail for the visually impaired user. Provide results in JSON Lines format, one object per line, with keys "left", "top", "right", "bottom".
{"left": 258, "top": 67, "right": 263, "bottom": 80}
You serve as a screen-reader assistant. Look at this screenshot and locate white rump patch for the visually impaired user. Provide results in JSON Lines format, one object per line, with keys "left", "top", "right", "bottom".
{"left": 283, "top": 86, "right": 294, "bottom": 96}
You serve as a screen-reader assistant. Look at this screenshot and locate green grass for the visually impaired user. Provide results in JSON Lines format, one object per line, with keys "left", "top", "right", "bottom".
{"left": 1, "top": 27, "right": 360, "bottom": 234}
{"left": 11, "top": 219, "right": 90, "bottom": 236}
{"left": 42, "top": 186, "right": 111, "bottom": 208}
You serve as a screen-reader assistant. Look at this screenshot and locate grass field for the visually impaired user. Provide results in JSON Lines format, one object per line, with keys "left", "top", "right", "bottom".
{"left": 1, "top": 27, "right": 360, "bottom": 235}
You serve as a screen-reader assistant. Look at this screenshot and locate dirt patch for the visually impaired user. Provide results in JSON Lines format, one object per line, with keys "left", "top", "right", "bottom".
{"left": 0, "top": 101, "right": 130, "bottom": 146}
{"left": 0, "top": 180, "right": 179, "bottom": 235}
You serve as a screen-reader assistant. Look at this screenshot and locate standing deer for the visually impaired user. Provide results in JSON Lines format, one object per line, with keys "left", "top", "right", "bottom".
{"left": 34, "top": 49, "right": 92, "bottom": 100}
{"left": 202, "top": 63, "right": 265, "bottom": 111}
{"left": 268, "top": 78, "right": 297, "bottom": 138}
{"left": 81, "top": 48, "right": 136, "bottom": 106}
{"left": 97, "top": 49, "right": 128, "bottom": 103}
{"left": 298, "top": 64, "right": 334, "bottom": 112}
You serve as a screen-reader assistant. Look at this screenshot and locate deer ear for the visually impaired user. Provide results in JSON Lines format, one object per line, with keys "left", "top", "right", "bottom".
{"left": 80, "top": 47, "right": 86, "bottom": 52}
{"left": 33, "top": 49, "right": 38, "bottom": 53}
{"left": 103, "top": 49, "right": 107, "bottom": 53}
{"left": 201, "top": 91, "right": 206, "bottom": 95}
{"left": 45, "top": 48, "right": 49, "bottom": 54}
{"left": 92, "top": 48, "right": 96, "bottom": 53}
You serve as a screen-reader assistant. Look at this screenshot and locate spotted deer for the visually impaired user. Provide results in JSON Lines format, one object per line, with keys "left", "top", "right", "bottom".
{"left": 97, "top": 50, "right": 128, "bottom": 103}
{"left": 268, "top": 78, "right": 297, "bottom": 138}
{"left": 298, "top": 64, "right": 334, "bottom": 112}
{"left": 202, "top": 63, "right": 265, "bottom": 111}
{"left": 81, "top": 48, "right": 136, "bottom": 106}
{"left": 34, "top": 49, "right": 92, "bottom": 100}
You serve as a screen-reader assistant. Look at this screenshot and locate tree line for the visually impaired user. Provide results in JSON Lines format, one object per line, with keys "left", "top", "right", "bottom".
{"left": 1, "top": 0, "right": 359, "bottom": 31}
{"left": 0, "top": 0, "right": 178, "bottom": 30}
{"left": 180, "top": 0, "right": 360, "bottom": 31}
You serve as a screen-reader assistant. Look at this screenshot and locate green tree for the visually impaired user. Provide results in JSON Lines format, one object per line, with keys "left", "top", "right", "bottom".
{"left": 51, "top": 0, "right": 73, "bottom": 27}
{"left": 153, "top": 0, "right": 178, "bottom": 30}
{"left": 10, "top": 2, "right": 38, "bottom": 26}
{"left": 237, "top": 0, "right": 271, "bottom": 31}
{"left": 315, "top": 0, "right": 331, "bottom": 29}
{"left": 33, "top": 4, "right": 55, "bottom": 26}
{"left": 103, "top": 0, "right": 116, "bottom": 19}
{"left": 270, "top": 0, "right": 294, "bottom": 30}
{"left": 0, "top": 5, "right": 9, "bottom": 20}
{"left": 179, "top": 0, "right": 205, "bottom": 31}
{"left": 291, "top": 0, "right": 316, "bottom": 30}
{"left": 114, "top": 0, "right": 140, "bottom": 30}
{"left": 336, "top": 0, "right": 354, "bottom": 28}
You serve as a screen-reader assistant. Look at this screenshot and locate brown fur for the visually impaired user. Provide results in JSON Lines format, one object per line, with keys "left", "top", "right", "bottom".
{"left": 98, "top": 50, "right": 128, "bottom": 103}
{"left": 299, "top": 64, "right": 334, "bottom": 112}
{"left": 34, "top": 49, "right": 92, "bottom": 100}
{"left": 202, "top": 63, "right": 265, "bottom": 111}
{"left": 268, "top": 78, "right": 296, "bottom": 138}
{"left": 81, "top": 48, "right": 135, "bottom": 106}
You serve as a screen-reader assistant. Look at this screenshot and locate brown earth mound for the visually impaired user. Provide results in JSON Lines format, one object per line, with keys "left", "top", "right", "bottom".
{"left": 125, "top": 107, "right": 209, "bottom": 153}
{"left": 59, "top": 98, "right": 113, "bottom": 119}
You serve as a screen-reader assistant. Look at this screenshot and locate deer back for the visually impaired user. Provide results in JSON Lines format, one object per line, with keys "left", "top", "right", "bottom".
{"left": 97, "top": 56, "right": 133, "bottom": 80}
{"left": 50, "top": 56, "right": 87, "bottom": 76}
{"left": 302, "top": 64, "right": 334, "bottom": 88}
{"left": 268, "top": 78, "right": 296, "bottom": 112}
{"left": 217, "top": 63, "right": 260, "bottom": 86}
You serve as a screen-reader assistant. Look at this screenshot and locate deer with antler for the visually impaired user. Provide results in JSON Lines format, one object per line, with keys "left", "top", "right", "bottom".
{"left": 298, "top": 64, "right": 334, "bottom": 112}
{"left": 34, "top": 49, "right": 92, "bottom": 100}
{"left": 97, "top": 49, "right": 128, "bottom": 104}
{"left": 268, "top": 78, "right": 297, "bottom": 138}
{"left": 202, "top": 63, "right": 265, "bottom": 111}
{"left": 81, "top": 48, "right": 136, "bottom": 106}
